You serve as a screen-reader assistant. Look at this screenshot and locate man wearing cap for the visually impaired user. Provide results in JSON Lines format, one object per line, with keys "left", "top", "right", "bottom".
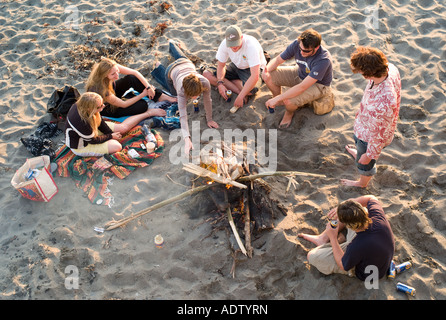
{"left": 262, "top": 29, "right": 335, "bottom": 128}
{"left": 203, "top": 25, "right": 267, "bottom": 110}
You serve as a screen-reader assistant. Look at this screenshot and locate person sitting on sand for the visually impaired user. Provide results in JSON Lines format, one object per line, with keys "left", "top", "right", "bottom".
{"left": 262, "top": 28, "right": 334, "bottom": 128}
{"left": 85, "top": 58, "right": 176, "bottom": 118}
{"left": 202, "top": 25, "right": 267, "bottom": 111}
{"left": 65, "top": 92, "right": 157, "bottom": 157}
{"left": 298, "top": 195, "right": 395, "bottom": 281}
{"left": 150, "top": 40, "right": 219, "bottom": 154}
{"left": 341, "top": 46, "right": 401, "bottom": 188}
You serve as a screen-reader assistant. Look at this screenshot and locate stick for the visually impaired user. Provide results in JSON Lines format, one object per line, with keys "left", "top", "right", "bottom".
{"left": 103, "top": 183, "right": 213, "bottom": 231}
{"left": 102, "top": 170, "right": 324, "bottom": 231}
{"left": 230, "top": 250, "right": 238, "bottom": 278}
{"left": 225, "top": 190, "right": 247, "bottom": 256}
{"left": 238, "top": 171, "right": 325, "bottom": 182}
{"left": 243, "top": 189, "right": 253, "bottom": 258}
{"left": 183, "top": 163, "right": 247, "bottom": 189}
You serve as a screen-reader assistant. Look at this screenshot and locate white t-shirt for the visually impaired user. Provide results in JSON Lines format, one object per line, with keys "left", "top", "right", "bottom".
{"left": 216, "top": 34, "right": 267, "bottom": 70}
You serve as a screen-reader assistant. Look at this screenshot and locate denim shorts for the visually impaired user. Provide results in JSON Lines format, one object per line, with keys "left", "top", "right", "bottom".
{"left": 354, "top": 135, "right": 376, "bottom": 176}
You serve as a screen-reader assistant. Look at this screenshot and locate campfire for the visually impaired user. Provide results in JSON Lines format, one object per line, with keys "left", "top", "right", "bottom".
{"left": 102, "top": 139, "right": 325, "bottom": 276}
{"left": 181, "top": 140, "right": 288, "bottom": 258}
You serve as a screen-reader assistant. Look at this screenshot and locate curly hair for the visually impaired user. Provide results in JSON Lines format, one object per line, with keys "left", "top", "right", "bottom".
{"left": 337, "top": 199, "right": 372, "bottom": 230}
{"left": 350, "top": 46, "right": 388, "bottom": 78}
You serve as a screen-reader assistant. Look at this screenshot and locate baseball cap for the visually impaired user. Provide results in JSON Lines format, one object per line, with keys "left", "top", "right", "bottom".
{"left": 225, "top": 25, "right": 242, "bottom": 47}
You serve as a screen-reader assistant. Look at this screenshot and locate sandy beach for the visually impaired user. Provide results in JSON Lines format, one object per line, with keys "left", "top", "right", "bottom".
{"left": 0, "top": 0, "right": 445, "bottom": 302}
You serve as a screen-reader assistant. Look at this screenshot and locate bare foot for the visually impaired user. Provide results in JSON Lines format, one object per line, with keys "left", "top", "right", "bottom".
{"left": 160, "top": 93, "right": 177, "bottom": 103}
{"left": 340, "top": 178, "right": 371, "bottom": 188}
{"left": 298, "top": 233, "right": 329, "bottom": 246}
{"left": 345, "top": 144, "right": 357, "bottom": 159}
{"left": 279, "top": 110, "right": 294, "bottom": 128}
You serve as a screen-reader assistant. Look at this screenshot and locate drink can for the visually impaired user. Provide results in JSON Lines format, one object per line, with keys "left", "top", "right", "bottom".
{"left": 396, "top": 282, "right": 416, "bottom": 296}
{"left": 268, "top": 107, "right": 275, "bottom": 113}
{"left": 388, "top": 260, "right": 396, "bottom": 279}
{"left": 154, "top": 234, "right": 164, "bottom": 248}
{"left": 226, "top": 90, "right": 232, "bottom": 102}
{"left": 193, "top": 99, "right": 199, "bottom": 112}
{"left": 396, "top": 261, "right": 412, "bottom": 274}
{"left": 330, "top": 220, "right": 338, "bottom": 228}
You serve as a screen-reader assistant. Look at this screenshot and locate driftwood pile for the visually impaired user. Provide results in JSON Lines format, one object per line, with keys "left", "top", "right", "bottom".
{"left": 102, "top": 140, "right": 325, "bottom": 278}
{"left": 181, "top": 141, "right": 287, "bottom": 259}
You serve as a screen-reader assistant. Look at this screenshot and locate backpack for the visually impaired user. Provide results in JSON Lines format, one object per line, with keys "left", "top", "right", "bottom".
{"left": 47, "top": 85, "right": 80, "bottom": 122}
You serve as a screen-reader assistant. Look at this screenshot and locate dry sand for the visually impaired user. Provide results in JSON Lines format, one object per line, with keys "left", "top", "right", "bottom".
{"left": 0, "top": 0, "right": 445, "bottom": 301}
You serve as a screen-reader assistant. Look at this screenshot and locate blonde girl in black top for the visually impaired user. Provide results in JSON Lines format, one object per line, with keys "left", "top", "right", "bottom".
{"left": 86, "top": 58, "right": 176, "bottom": 118}
{"left": 65, "top": 92, "right": 154, "bottom": 157}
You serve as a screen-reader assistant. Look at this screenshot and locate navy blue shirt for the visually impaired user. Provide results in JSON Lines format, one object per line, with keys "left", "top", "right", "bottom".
{"left": 280, "top": 40, "right": 333, "bottom": 86}
{"left": 342, "top": 198, "right": 395, "bottom": 281}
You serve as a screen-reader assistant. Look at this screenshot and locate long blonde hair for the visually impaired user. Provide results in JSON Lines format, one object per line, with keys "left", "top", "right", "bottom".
{"left": 85, "top": 58, "right": 117, "bottom": 99}
{"left": 77, "top": 92, "right": 103, "bottom": 136}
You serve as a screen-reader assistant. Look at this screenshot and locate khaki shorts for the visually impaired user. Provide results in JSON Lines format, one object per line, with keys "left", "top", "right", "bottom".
{"left": 270, "top": 66, "right": 334, "bottom": 115}
{"left": 71, "top": 121, "right": 115, "bottom": 157}
{"left": 307, "top": 228, "right": 356, "bottom": 276}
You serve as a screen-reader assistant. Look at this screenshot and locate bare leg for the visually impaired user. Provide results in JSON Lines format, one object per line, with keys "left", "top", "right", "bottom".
{"left": 262, "top": 71, "right": 281, "bottom": 97}
{"left": 114, "top": 109, "right": 153, "bottom": 134}
{"left": 158, "top": 93, "right": 177, "bottom": 103}
{"left": 340, "top": 175, "right": 373, "bottom": 188}
{"left": 345, "top": 144, "right": 357, "bottom": 159}
{"left": 298, "top": 230, "right": 329, "bottom": 246}
{"left": 340, "top": 144, "right": 373, "bottom": 187}
{"left": 279, "top": 99, "right": 299, "bottom": 128}
{"left": 203, "top": 70, "right": 242, "bottom": 94}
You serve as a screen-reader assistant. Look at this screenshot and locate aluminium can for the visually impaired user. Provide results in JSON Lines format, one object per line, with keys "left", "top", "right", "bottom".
{"left": 388, "top": 260, "right": 396, "bottom": 279}
{"left": 396, "top": 261, "right": 412, "bottom": 274}
{"left": 396, "top": 282, "right": 416, "bottom": 296}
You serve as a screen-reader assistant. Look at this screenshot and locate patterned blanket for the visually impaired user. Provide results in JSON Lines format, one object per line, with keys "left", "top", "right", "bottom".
{"left": 54, "top": 126, "right": 164, "bottom": 207}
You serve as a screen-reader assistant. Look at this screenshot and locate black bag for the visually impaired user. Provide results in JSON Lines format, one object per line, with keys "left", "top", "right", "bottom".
{"left": 20, "top": 122, "right": 62, "bottom": 160}
{"left": 47, "top": 85, "right": 80, "bottom": 121}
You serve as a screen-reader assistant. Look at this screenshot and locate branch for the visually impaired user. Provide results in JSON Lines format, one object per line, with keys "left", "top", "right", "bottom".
{"left": 102, "top": 170, "right": 324, "bottom": 231}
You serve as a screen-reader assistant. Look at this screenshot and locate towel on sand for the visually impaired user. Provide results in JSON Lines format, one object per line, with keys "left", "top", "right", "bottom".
{"left": 54, "top": 126, "right": 164, "bottom": 207}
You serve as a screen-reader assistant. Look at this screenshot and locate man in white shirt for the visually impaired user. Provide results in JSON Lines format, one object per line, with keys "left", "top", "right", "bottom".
{"left": 203, "top": 25, "right": 267, "bottom": 110}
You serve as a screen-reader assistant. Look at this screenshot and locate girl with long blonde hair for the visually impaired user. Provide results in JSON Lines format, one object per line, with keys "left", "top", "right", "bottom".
{"left": 65, "top": 92, "right": 155, "bottom": 157}
{"left": 86, "top": 58, "right": 176, "bottom": 118}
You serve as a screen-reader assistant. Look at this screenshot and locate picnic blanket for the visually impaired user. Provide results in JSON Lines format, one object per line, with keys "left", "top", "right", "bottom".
{"left": 54, "top": 126, "right": 164, "bottom": 207}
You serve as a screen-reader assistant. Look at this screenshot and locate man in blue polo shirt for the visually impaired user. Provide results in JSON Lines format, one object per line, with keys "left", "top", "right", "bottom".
{"left": 262, "top": 29, "right": 335, "bottom": 128}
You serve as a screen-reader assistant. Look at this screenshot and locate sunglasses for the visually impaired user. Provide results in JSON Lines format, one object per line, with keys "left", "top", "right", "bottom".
{"left": 300, "top": 46, "right": 313, "bottom": 53}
